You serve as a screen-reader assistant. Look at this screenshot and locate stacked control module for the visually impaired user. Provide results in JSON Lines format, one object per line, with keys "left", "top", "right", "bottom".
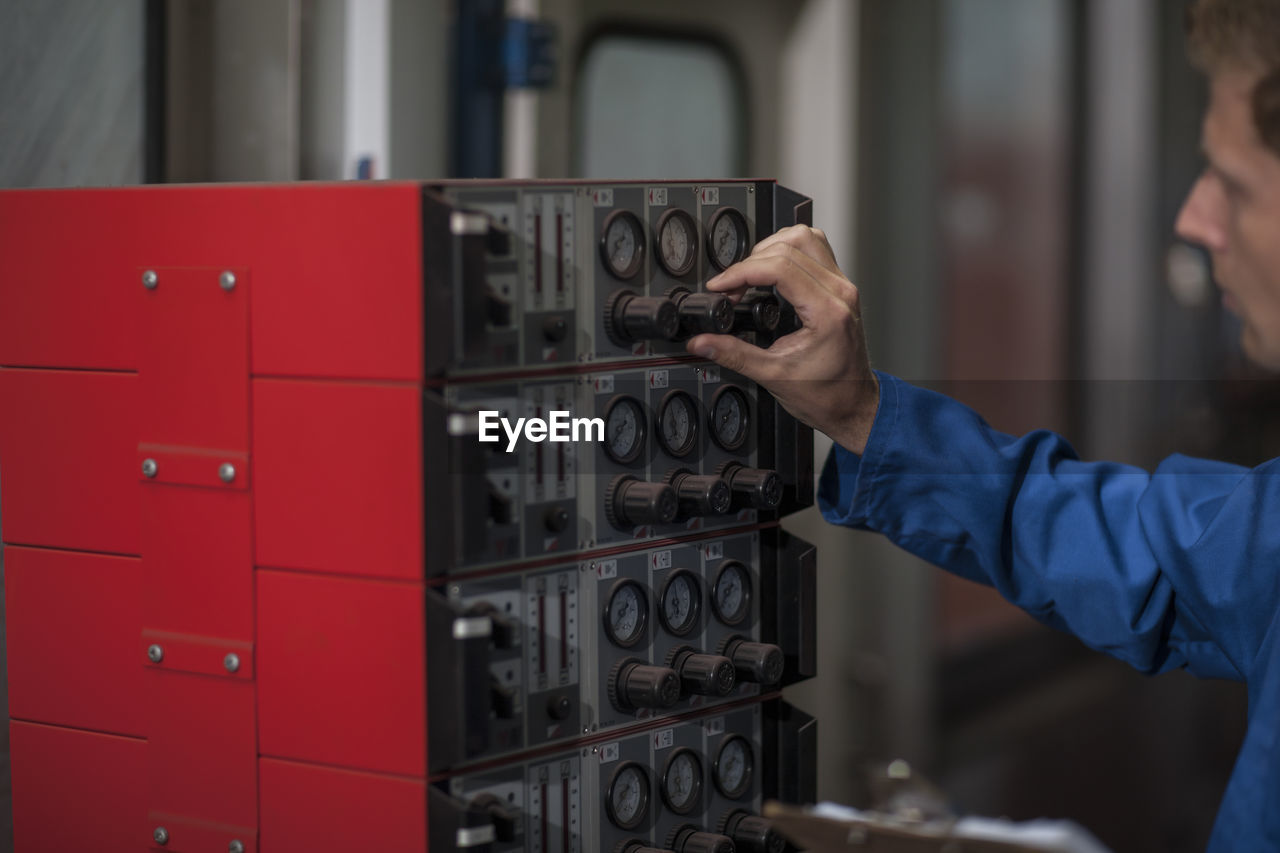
{"left": 0, "top": 179, "right": 816, "bottom": 853}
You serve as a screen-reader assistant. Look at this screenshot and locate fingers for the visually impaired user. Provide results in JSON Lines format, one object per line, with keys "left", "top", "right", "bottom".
{"left": 752, "top": 225, "right": 841, "bottom": 273}
{"left": 707, "top": 243, "right": 860, "bottom": 321}
{"left": 685, "top": 333, "right": 780, "bottom": 385}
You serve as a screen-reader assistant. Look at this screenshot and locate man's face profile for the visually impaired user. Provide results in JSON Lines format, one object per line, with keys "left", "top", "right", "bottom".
{"left": 1176, "top": 68, "right": 1280, "bottom": 369}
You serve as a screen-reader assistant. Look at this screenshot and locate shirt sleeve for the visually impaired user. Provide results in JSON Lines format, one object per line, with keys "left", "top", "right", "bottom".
{"left": 818, "top": 371, "right": 1280, "bottom": 681}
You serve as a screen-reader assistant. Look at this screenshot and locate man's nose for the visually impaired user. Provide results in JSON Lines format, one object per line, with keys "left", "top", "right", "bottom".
{"left": 1175, "top": 172, "right": 1228, "bottom": 253}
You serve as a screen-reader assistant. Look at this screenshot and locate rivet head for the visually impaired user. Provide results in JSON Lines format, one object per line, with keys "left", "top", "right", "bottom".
{"left": 229, "top": 841, "right": 245, "bottom": 853}
{"left": 147, "top": 644, "right": 164, "bottom": 663}
{"left": 220, "top": 270, "right": 237, "bottom": 291}
{"left": 224, "top": 652, "right": 241, "bottom": 673}
{"left": 218, "top": 462, "right": 236, "bottom": 483}
{"left": 142, "top": 270, "right": 158, "bottom": 289}
{"left": 142, "top": 458, "right": 158, "bottom": 478}
{"left": 153, "top": 826, "right": 169, "bottom": 845}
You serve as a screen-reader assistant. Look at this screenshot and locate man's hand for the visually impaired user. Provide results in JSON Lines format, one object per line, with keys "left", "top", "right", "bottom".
{"left": 685, "top": 225, "right": 880, "bottom": 455}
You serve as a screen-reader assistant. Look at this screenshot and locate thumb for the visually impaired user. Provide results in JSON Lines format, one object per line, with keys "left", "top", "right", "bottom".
{"left": 685, "top": 333, "right": 769, "bottom": 382}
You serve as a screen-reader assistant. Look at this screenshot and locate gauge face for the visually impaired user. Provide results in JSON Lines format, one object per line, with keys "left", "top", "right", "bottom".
{"left": 656, "top": 209, "right": 698, "bottom": 277}
{"left": 714, "top": 736, "right": 754, "bottom": 799}
{"left": 709, "top": 385, "right": 750, "bottom": 451}
{"left": 661, "top": 748, "right": 704, "bottom": 814}
{"left": 606, "top": 762, "right": 650, "bottom": 830}
{"left": 707, "top": 208, "right": 750, "bottom": 271}
{"left": 712, "top": 561, "right": 752, "bottom": 626}
{"left": 605, "top": 579, "right": 648, "bottom": 648}
{"left": 659, "top": 569, "right": 701, "bottom": 636}
{"left": 604, "top": 395, "right": 646, "bottom": 465}
{"left": 600, "top": 210, "right": 645, "bottom": 280}
{"left": 656, "top": 390, "right": 700, "bottom": 458}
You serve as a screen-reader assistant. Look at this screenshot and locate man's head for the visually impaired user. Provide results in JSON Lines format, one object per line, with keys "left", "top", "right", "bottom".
{"left": 1176, "top": 0, "right": 1280, "bottom": 368}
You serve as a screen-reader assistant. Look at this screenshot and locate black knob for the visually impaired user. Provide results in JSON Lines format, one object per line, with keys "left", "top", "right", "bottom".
{"left": 486, "top": 286, "right": 513, "bottom": 327}
{"left": 546, "top": 695, "right": 572, "bottom": 721}
{"left": 719, "top": 463, "right": 782, "bottom": 510}
{"left": 605, "top": 291, "right": 680, "bottom": 345}
{"left": 485, "top": 222, "right": 512, "bottom": 256}
{"left": 488, "top": 485, "right": 516, "bottom": 524}
{"left": 490, "top": 675, "right": 519, "bottom": 719}
{"left": 666, "top": 470, "right": 732, "bottom": 517}
{"left": 723, "top": 812, "right": 786, "bottom": 853}
{"left": 609, "top": 660, "right": 681, "bottom": 712}
{"left": 471, "top": 793, "right": 519, "bottom": 843}
{"left": 733, "top": 290, "right": 782, "bottom": 334}
{"left": 542, "top": 314, "right": 568, "bottom": 342}
{"left": 668, "top": 826, "right": 735, "bottom": 853}
{"left": 544, "top": 506, "right": 571, "bottom": 533}
{"left": 669, "top": 287, "right": 734, "bottom": 336}
{"left": 466, "top": 601, "right": 519, "bottom": 649}
{"left": 606, "top": 475, "right": 679, "bottom": 530}
{"left": 617, "top": 843, "right": 675, "bottom": 853}
{"left": 669, "top": 647, "right": 736, "bottom": 697}
{"left": 722, "top": 637, "right": 785, "bottom": 685}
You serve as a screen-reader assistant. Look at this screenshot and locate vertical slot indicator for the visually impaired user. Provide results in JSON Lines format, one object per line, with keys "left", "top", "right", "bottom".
{"left": 540, "top": 782, "right": 550, "bottom": 853}
{"left": 534, "top": 212, "right": 544, "bottom": 294}
{"left": 535, "top": 406, "right": 544, "bottom": 485}
{"left": 555, "top": 211, "right": 565, "bottom": 292}
{"left": 537, "top": 592, "right": 547, "bottom": 676}
{"left": 558, "top": 588, "right": 568, "bottom": 675}
{"left": 557, "top": 443, "right": 566, "bottom": 482}
{"left": 561, "top": 777, "right": 571, "bottom": 853}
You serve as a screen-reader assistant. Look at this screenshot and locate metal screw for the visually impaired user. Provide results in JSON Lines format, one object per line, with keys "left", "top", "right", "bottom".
{"left": 224, "top": 652, "right": 241, "bottom": 673}
{"left": 147, "top": 644, "right": 164, "bottom": 663}
{"left": 229, "top": 841, "right": 245, "bottom": 853}
{"left": 218, "top": 462, "right": 236, "bottom": 483}
{"left": 220, "top": 271, "right": 237, "bottom": 291}
{"left": 142, "top": 458, "right": 158, "bottom": 478}
{"left": 153, "top": 826, "right": 169, "bottom": 845}
{"left": 142, "top": 270, "right": 158, "bottom": 289}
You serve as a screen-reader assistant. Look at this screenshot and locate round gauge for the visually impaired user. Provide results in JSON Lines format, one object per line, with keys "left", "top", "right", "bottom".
{"left": 655, "top": 209, "right": 698, "bottom": 277}
{"left": 707, "top": 207, "right": 750, "bottom": 271}
{"left": 709, "top": 385, "right": 750, "bottom": 451}
{"left": 712, "top": 561, "right": 752, "bottom": 626}
{"left": 661, "top": 748, "right": 704, "bottom": 815}
{"left": 606, "top": 762, "right": 650, "bottom": 830}
{"left": 600, "top": 210, "right": 645, "bottom": 280}
{"left": 604, "top": 579, "right": 648, "bottom": 648}
{"left": 603, "top": 395, "right": 647, "bottom": 465}
{"left": 714, "top": 735, "right": 754, "bottom": 799}
{"left": 658, "top": 569, "right": 701, "bottom": 636}
{"left": 656, "top": 390, "right": 700, "bottom": 458}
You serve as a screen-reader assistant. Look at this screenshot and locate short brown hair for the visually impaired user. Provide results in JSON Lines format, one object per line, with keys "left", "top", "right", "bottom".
{"left": 1186, "top": 0, "right": 1280, "bottom": 155}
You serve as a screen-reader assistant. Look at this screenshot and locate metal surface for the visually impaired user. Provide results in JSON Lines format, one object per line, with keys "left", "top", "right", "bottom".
{"left": 219, "top": 462, "right": 237, "bottom": 483}
{"left": 154, "top": 826, "right": 169, "bottom": 845}
{"left": 148, "top": 644, "right": 164, "bottom": 663}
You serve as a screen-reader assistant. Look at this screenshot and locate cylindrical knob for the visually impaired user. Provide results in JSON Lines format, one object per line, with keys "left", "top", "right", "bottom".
{"left": 733, "top": 290, "right": 782, "bottom": 334}
{"left": 605, "top": 291, "right": 680, "bottom": 344}
{"left": 669, "top": 648, "right": 736, "bottom": 697}
{"left": 543, "top": 314, "right": 569, "bottom": 342}
{"left": 606, "top": 475, "right": 679, "bottom": 530}
{"left": 471, "top": 792, "right": 519, "bottom": 843}
{"left": 547, "top": 695, "right": 572, "bottom": 721}
{"left": 669, "top": 827, "right": 735, "bottom": 853}
{"left": 723, "top": 637, "right": 785, "bottom": 685}
{"left": 670, "top": 287, "right": 734, "bottom": 336}
{"left": 617, "top": 844, "right": 675, "bottom": 853}
{"left": 668, "top": 471, "right": 731, "bottom": 517}
{"left": 544, "top": 505, "right": 571, "bottom": 533}
{"left": 609, "top": 661, "right": 681, "bottom": 712}
{"left": 724, "top": 812, "right": 787, "bottom": 853}
{"left": 720, "top": 463, "right": 782, "bottom": 510}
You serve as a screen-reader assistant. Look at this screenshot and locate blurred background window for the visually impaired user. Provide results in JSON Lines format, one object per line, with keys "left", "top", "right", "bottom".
{"left": 573, "top": 33, "right": 745, "bottom": 179}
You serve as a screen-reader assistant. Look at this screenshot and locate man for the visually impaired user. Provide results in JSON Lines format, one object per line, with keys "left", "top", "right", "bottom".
{"left": 686, "top": 0, "right": 1280, "bottom": 848}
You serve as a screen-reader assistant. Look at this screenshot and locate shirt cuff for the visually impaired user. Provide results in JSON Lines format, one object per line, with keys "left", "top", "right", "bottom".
{"left": 818, "top": 370, "right": 900, "bottom": 528}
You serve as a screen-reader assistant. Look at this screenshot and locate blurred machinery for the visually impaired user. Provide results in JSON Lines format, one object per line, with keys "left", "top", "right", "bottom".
{"left": 0, "top": 179, "right": 816, "bottom": 851}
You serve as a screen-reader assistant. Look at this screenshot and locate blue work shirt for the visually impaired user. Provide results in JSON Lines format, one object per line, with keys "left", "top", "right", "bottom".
{"left": 818, "top": 372, "right": 1280, "bottom": 850}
